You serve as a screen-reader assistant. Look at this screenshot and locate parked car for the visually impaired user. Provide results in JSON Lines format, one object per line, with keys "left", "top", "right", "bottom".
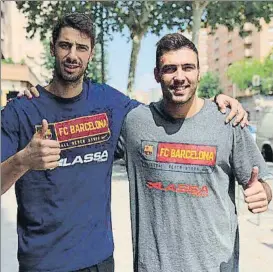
{"left": 256, "top": 107, "right": 273, "bottom": 162}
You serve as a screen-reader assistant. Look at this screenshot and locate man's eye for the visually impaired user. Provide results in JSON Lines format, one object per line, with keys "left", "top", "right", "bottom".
{"left": 161, "top": 65, "right": 177, "bottom": 74}
{"left": 183, "top": 65, "right": 195, "bottom": 71}
{"left": 60, "top": 43, "right": 69, "bottom": 49}
{"left": 77, "top": 46, "right": 88, "bottom": 52}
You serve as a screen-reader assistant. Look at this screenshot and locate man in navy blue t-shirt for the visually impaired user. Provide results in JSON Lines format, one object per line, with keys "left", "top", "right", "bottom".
{"left": 1, "top": 13, "right": 249, "bottom": 272}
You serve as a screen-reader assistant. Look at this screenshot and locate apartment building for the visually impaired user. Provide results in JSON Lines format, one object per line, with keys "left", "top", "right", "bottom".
{"left": 1, "top": 1, "right": 49, "bottom": 106}
{"left": 207, "top": 18, "right": 273, "bottom": 97}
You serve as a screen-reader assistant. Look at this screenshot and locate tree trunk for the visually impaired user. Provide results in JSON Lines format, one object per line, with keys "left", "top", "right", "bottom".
{"left": 100, "top": 4, "right": 105, "bottom": 83}
{"left": 127, "top": 32, "right": 144, "bottom": 96}
{"left": 192, "top": 1, "right": 208, "bottom": 48}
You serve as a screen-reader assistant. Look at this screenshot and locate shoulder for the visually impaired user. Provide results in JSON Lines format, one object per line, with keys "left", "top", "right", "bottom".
{"left": 204, "top": 99, "right": 232, "bottom": 124}
{"left": 86, "top": 80, "right": 126, "bottom": 98}
{"left": 85, "top": 80, "right": 140, "bottom": 107}
{"left": 1, "top": 96, "right": 29, "bottom": 116}
{"left": 125, "top": 104, "right": 151, "bottom": 121}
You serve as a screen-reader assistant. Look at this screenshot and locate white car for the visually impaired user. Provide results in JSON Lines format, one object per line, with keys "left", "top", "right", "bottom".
{"left": 256, "top": 107, "right": 273, "bottom": 162}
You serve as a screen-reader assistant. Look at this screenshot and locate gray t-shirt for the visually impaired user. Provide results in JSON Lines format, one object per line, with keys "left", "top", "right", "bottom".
{"left": 116, "top": 99, "right": 270, "bottom": 272}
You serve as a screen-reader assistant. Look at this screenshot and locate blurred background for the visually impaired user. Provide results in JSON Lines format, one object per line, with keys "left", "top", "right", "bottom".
{"left": 1, "top": 1, "right": 273, "bottom": 271}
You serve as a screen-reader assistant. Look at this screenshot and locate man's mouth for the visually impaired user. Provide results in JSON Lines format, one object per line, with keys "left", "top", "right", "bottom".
{"left": 172, "top": 85, "right": 190, "bottom": 92}
{"left": 64, "top": 64, "right": 80, "bottom": 73}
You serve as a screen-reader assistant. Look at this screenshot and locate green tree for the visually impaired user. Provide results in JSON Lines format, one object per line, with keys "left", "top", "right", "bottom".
{"left": 198, "top": 72, "right": 222, "bottom": 98}
{"left": 16, "top": 1, "right": 111, "bottom": 83}
{"left": 227, "top": 53, "right": 273, "bottom": 95}
{"left": 163, "top": 1, "right": 273, "bottom": 47}
{"left": 17, "top": 1, "right": 273, "bottom": 95}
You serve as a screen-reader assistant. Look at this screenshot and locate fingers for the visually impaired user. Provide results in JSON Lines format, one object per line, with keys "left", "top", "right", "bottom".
{"left": 40, "top": 119, "right": 49, "bottom": 138}
{"left": 39, "top": 161, "right": 60, "bottom": 170}
{"left": 34, "top": 119, "right": 49, "bottom": 139}
{"left": 250, "top": 206, "right": 268, "bottom": 214}
{"left": 17, "top": 89, "right": 32, "bottom": 99}
{"left": 247, "top": 199, "right": 268, "bottom": 213}
{"left": 17, "top": 87, "right": 39, "bottom": 99}
{"left": 232, "top": 104, "right": 248, "bottom": 127}
{"left": 216, "top": 100, "right": 227, "bottom": 114}
{"left": 240, "top": 111, "right": 249, "bottom": 128}
{"left": 41, "top": 155, "right": 61, "bottom": 163}
{"left": 38, "top": 140, "right": 60, "bottom": 149}
{"left": 225, "top": 102, "right": 239, "bottom": 124}
{"left": 30, "top": 86, "right": 40, "bottom": 97}
{"left": 245, "top": 192, "right": 267, "bottom": 203}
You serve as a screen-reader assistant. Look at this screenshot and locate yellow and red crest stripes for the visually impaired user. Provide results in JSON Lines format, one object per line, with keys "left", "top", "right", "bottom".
{"left": 156, "top": 143, "right": 216, "bottom": 166}
{"left": 144, "top": 144, "right": 154, "bottom": 155}
{"left": 35, "top": 113, "right": 111, "bottom": 150}
{"left": 54, "top": 114, "right": 109, "bottom": 141}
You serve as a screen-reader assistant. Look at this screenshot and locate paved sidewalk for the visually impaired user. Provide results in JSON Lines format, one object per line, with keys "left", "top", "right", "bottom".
{"left": 1, "top": 179, "right": 272, "bottom": 272}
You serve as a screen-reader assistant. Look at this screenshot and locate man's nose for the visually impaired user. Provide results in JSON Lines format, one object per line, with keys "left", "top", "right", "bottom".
{"left": 67, "top": 45, "right": 77, "bottom": 61}
{"left": 174, "top": 66, "right": 185, "bottom": 81}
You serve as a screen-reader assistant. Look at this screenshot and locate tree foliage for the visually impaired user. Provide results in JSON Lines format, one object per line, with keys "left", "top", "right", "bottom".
{"left": 163, "top": 1, "right": 273, "bottom": 46}
{"left": 16, "top": 1, "right": 273, "bottom": 95}
{"left": 227, "top": 52, "right": 273, "bottom": 95}
{"left": 16, "top": 1, "right": 111, "bottom": 83}
{"left": 198, "top": 72, "right": 223, "bottom": 98}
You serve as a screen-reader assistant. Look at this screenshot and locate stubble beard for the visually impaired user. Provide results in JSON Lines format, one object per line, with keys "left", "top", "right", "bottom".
{"left": 54, "top": 60, "right": 87, "bottom": 84}
{"left": 163, "top": 85, "right": 197, "bottom": 106}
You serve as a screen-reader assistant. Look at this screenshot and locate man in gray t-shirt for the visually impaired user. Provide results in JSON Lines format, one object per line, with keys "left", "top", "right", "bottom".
{"left": 116, "top": 33, "right": 272, "bottom": 272}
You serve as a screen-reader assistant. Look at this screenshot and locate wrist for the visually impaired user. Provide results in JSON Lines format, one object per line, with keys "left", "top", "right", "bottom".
{"left": 14, "top": 149, "right": 31, "bottom": 172}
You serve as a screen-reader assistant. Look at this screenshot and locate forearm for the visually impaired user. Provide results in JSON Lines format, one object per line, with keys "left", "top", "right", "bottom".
{"left": 1, "top": 150, "right": 29, "bottom": 195}
{"left": 262, "top": 180, "right": 272, "bottom": 204}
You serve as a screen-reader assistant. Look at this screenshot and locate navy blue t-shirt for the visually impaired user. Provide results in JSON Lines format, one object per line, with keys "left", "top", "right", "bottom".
{"left": 1, "top": 80, "right": 140, "bottom": 272}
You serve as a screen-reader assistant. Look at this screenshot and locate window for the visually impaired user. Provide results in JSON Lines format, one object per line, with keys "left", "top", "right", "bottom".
{"left": 227, "top": 40, "right": 232, "bottom": 52}
{"left": 268, "top": 26, "right": 273, "bottom": 33}
{"left": 214, "top": 37, "right": 220, "bottom": 48}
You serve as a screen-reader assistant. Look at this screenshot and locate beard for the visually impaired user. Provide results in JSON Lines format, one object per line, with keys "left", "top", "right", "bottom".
{"left": 54, "top": 59, "right": 87, "bottom": 83}
{"left": 162, "top": 85, "right": 197, "bottom": 105}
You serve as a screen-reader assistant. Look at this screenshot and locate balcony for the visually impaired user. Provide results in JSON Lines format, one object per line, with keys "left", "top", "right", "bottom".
{"left": 1, "top": 63, "right": 40, "bottom": 86}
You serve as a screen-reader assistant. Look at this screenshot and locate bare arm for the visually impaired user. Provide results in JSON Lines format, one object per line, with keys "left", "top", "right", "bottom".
{"left": 1, "top": 150, "right": 29, "bottom": 195}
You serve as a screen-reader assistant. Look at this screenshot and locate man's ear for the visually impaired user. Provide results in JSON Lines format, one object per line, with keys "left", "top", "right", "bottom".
{"left": 197, "top": 71, "right": 201, "bottom": 82}
{"left": 88, "top": 48, "right": 94, "bottom": 62}
{"left": 50, "top": 41, "right": 55, "bottom": 57}
{"left": 154, "top": 67, "right": 160, "bottom": 83}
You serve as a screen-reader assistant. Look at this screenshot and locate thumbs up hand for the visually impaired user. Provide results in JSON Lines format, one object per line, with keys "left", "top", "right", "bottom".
{"left": 21, "top": 119, "right": 61, "bottom": 170}
{"left": 244, "top": 166, "right": 268, "bottom": 213}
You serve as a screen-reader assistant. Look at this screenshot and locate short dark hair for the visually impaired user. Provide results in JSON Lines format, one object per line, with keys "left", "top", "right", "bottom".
{"left": 156, "top": 33, "right": 199, "bottom": 69}
{"left": 52, "top": 13, "right": 96, "bottom": 49}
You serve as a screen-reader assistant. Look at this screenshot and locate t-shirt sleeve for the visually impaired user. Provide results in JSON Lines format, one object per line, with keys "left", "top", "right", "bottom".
{"left": 104, "top": 83, "right": 141, "bottom": 115}
{"left": 1, "top": 103, "right": 20, "bottom": 162}
{"left": 114, "top": 117, "right": 127, "bottom": 160}
{"left": 231, "top": 125, "right": 272, "bottom": 186}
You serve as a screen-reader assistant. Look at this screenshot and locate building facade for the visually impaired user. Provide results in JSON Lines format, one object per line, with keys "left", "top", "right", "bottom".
{"left": 1, "top": 1, "right": 50, "bottom": 106}
{"left": 207, "top": 19, "right": 273, "bottom": 97}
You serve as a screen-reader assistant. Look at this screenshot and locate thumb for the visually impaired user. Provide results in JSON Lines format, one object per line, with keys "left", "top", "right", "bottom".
{"left": 247, "top": 166, "right": 259, "bottom": 187}
{"left": 35, "top": 119, "right": 49, "bottom": 139}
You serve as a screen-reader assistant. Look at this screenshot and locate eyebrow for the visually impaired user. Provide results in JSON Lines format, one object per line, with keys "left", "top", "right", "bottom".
{"left": 58, "top": 41, "right": 90, "bottom": 49}
{"left": 161, "top": 63, "right": 197, "bottom": 69}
